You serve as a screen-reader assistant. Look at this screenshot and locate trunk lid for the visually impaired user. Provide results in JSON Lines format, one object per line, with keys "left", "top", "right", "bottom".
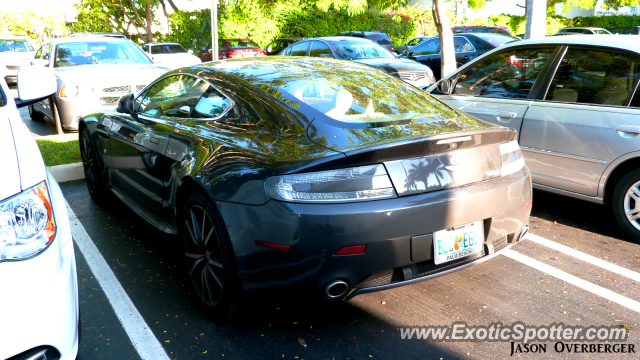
{"left": 307, "top": 114, "right": 516, "bottom": 196}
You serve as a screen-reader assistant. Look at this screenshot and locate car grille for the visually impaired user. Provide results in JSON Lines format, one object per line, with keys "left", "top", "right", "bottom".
{"left": 398, "top": 71, "right": 430, "bottom": 82}
{"left": 103, "top": 85, "right": 131, "bottom": 93}
{"left": 100, "top": 96, "right": 121, "bottom": 105}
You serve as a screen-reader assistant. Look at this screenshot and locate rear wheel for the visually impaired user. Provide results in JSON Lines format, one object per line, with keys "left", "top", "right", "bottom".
{"left": 612, "top": 169, "right": 640, "bottom": 242}
{"left": 181, "top": 192, "right": 241, "bottom": 319}
{"left": 80, "top": 128, "right": 109, "bottom": 203}
{"left": 28, "top": 105, "right": 45, "bottom": 121}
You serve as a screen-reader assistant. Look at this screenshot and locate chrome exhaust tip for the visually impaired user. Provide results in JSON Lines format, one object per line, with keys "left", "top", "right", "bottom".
{"left": 518, "top": 226, "right": 529, "bottom": 242}
{"left": 325, "top": 280, "right": 349, "bottom": 298}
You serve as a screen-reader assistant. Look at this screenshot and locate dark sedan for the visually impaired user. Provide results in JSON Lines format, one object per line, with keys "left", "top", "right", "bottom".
{"left": 264, "top": 37, "right": 304, "bottom": 55}
{"left": 280, "top": 36, "right": 436, "bottom": 89}
{"left": 78, "top": 58, "right": 531, "bottom": 318}
{"left": 401, "top": 33, "right": 518, "bottom": 80}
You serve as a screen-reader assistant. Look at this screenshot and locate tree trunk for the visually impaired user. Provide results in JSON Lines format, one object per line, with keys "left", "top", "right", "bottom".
{"left": 50, "top": 96, "right": 64, "bottom": 135}
{"left": 145, "top": 4, "right": 153, "bottom": 43}
{"left": 433, "top": 0, "right": 456, "bottom": 78}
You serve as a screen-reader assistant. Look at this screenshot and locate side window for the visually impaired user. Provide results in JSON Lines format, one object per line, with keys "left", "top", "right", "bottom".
{"left": 290, "top": 41, "right": 310, "bottom": 56}
{"left": 137, "top": 75, "right": 211, "bottom": 119}
{"left": 217, "top": 40, "right": 226, "bottom": 51}
{"left": 454, "top": 47, "right": 556, "bottom": 99}
{"left": 407, "top": 38, "right": 423, "bottom": 46}
{"left": 309, "top": 41, "right": 332, "bottom": 57}
{"left": 412, "top": 38, "right": 439, "bottom": 56}
{"left": 35, "top": 45, "right": 44, "bottom": 59}
{"left": 266, "top": 41, "right": 278, "bottom": 52}
{"left": 631, "top": 89, "right": 640, "bottom": 108}
{"left": 141, "top": 44, "right": 148, "bottom": 53}
{"left": 193, "top": 87, "right": 232, "bottom": 118}
{"left": 545, "top": 47, "right": 640, "bottom": 106}
{"left": 453, "top": 37, "right": 474, "bottom": 52}
{"left": 41, "top": 44, "right": 51, "bottom": 60}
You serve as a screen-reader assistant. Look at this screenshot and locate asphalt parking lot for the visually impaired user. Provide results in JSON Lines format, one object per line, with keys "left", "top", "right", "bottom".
{"left": 59, "top": 182, "right": 640, "bottom": 360}
{"left": 11, "top": 84, "right": 640, "bottom": 359}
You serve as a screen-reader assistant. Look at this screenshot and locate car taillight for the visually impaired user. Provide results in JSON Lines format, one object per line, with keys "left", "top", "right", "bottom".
{"left": 391, "top": 46, "right": 395, "bottom": 53}
{"left": 499, "top": 141, "right": 525, "bottom": 176}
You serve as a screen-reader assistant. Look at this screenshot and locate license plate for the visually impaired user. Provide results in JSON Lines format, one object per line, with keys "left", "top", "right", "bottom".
{"left": 434, "top": 221, "right": 484, "bottom": 265}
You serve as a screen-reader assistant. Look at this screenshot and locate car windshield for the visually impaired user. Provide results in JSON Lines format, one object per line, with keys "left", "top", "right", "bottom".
{"left": 54, "top": 41, "right": 152, "bottom": 67}
{"left": 251, "top": 60, "right": 456, "bottom": 125}
{"left": 151, "top": 44, "right": 188, "bottom": 54}
{"left": 474, "top": 33, "right": 519, "bottom": 47}
{"left": 0, "top": 39, "right": 33, "bottom": 52}
{"left": 227, "top": 40, "right": 259, "bottom": 49}
{"left": 331, "top": 40, "right": 394, "bottom": 60}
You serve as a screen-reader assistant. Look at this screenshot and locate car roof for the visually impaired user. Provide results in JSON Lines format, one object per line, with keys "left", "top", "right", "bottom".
{"left": 498, "top": 35, "right": 640, "bottom": 52}
{"left": 560, "top": 27, "right": 607, "bottom": 30}
{"left": 49, "top": 37, "right": 131, "bottom": 45}
{"left": 312, "top": 36, "right": 373, "bottom": 42}
{"left": 148, "top": 42, "right": 182, "bottom": 46}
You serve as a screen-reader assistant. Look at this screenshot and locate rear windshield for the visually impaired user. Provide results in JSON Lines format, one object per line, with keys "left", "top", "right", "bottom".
{"left": 151, "top": 44, "right": 187, "bottom": 54}
{"left": 367, "top": 34, "right": 392, "bottom": 45}
{"left": 473, "top": 33, "right": 519, "bottom": 47}
{"left": 54, "top": 41, "right": 152, "bottom": 67}
{"left": 331, "top": 40, "right": 394, "bottom": 60}
{"left": 254, "top": 62, "right": 459, "bottom": 125}
{"left": 227, "top": 40, "right": 259, "bottom": 49}
{"left": 0, "top": 39, "right": 33, "bottom": 52}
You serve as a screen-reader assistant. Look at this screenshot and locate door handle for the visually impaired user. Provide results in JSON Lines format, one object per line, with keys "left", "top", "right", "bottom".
{"left": 493, "top": 111, "right": 516, "bottom": 123}
{"left": 461, "top": 55, "right": 470, "bottom": 60}
{"left": 615, "top": 125, "right": 640, "bottom": 138}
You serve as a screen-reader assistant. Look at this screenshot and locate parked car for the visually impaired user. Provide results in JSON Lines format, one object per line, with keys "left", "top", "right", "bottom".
{"left": 78, "top": 57, "right": 531, "bottom": 318}
{"left": 264, "top": 37, "right": 304, "bottom": 55}
{"left": 427, "top": 35, "right": 640, "bottom": 241}
{"left": 0, "top": 66, "right": 79, "bottom": 360}
{"left": 452, "top": 26, "right": 514, "bottom": 37}
{"left": 29, "top": 37, "right": 168, "bottom": 131}
{"left": 0, "top": 36, "right": 36, "bottom": 84}
{"left": 141, "top": 42, "right": 202, "bottom": 69}
{"left": 69, "top": 32, "right": 127, "bottom": 38}
{"left": 198, "top": 39, "right": 266, "bottom": 62}
{"left": 394, "top": 36, "right": 433, "bottom": 55}
{"left": 400, "top": 33, "right": 518, "bottom": 80}
{"left": 608, "top": 26, "right": 640, "bottom": 35}
{"left": 279, "top": 37, "right": 435, "bottom": 89}
{"left": 334, "top": 31, "right": 394, "bottom": 52}
{"left": 554, "top": 27, "right": 612, "bottom": 35}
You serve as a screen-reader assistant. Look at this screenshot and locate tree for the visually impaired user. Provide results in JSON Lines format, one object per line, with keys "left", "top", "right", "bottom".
{"left": 551, "top": 0, "right": 640, "bottom": 15}
{"left": 72, "top": 0, "right": 181, "bottom": 43}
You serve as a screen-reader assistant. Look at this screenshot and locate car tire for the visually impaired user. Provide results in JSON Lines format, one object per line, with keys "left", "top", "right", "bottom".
{"left": 612, "top": 169, "right": 640, "bottom": 242}
{"left": 80, "top": 128, "right": 109, "bottom": 203}
{"left": 180, "top": 192, "right": 242, "bottom": 320}
{"left": 28, "top": 104, "right": 45, "bottom": 121}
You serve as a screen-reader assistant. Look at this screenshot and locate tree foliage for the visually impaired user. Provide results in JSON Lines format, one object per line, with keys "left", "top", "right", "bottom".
{"left": 0, "top": 11, "right": 68, "bottom": 46}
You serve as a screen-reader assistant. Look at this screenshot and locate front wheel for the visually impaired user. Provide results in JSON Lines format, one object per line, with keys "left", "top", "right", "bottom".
{"left": 181, "top": 192, "right": 242, "bottom": 319}
{"left": 612, "top": 169, "right": 640, "bottom": 242}
{"left": 28, "top": 105, "right": 45, "bottom": 121}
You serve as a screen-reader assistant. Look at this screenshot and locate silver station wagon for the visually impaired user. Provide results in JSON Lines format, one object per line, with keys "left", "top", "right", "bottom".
{"left": 428, "top": 35, "right": 640, "bottom": 241}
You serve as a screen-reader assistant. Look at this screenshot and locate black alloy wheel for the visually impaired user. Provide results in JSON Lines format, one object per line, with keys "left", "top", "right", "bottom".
{"left": 80, "top": 128, "right": 108, "bottom": 202}
{"left": 181, "top": 192, "right": 241, "bottom": 319}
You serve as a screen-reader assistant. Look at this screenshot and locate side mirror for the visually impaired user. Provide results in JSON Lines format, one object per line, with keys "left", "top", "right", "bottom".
{"left": 319, "top": 54, "right": 334, "bottom": 59}
{"left": 188, "top": 49, "right": 194, "bottom": 54}
{"left": 15, "top": 66, "right": 57, "bottom": 108}
{"left": 267, "top": 46, "right": 272, "bottom": 52}
{"left": 117, "top": 93, "right": 135, "bottom": 114}
{"left": 437, "top": 79, "right": 453, "bottom": 95}
{"left": 30, "top": 59, "right": 49, "bottom": 67}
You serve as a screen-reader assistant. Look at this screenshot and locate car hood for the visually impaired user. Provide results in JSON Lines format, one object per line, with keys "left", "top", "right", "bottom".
{"left": 353, "top": 58, "right": 431, "bottom": 74}
{"left": 0, "top": 51, "right": 36, "bottom": 62}
{"left": 54, "top": 63, "right": 168, "bottom": 88}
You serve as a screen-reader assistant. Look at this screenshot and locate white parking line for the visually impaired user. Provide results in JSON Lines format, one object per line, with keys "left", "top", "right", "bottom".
{"left": 525, "top": 233, "right": 640, "bottom": 282}
{"left": 502, "top": 249, "right": 640, "bottom": 314}
{"left": 66, "top": 201, "right": 170, "bottom": 360}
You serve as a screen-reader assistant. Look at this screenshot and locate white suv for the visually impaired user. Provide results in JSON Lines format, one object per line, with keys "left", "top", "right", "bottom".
{"left": 0, "top": 66, "right": 79, "bottom": 360}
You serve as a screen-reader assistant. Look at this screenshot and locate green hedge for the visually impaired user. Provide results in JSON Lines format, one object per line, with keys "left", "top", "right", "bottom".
{"left": 166, "top": 1, "right": 440, "bottom": 50}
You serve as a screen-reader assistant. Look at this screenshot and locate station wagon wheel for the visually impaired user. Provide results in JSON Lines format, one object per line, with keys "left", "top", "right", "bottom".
{"left": 183, "top": 205, "right": 225, "bottom": 306}
{"left": 80, "top": 128, "right": 108, "bottom": 203}
{"left": 181, "top": 193, "right": 242, "bottom": 318}
{"left": 612, "top": 169, "right": 640, "bottom": 242}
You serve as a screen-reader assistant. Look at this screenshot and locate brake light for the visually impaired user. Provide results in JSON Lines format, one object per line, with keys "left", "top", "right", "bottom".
{"left": 391, "top": 46, "right": 395, "bottom": 53}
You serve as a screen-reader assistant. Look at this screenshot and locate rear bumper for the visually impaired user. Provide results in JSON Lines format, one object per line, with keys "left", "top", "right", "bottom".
{"left": 0, "top": 172, "right": 79, "bottom": 360}
{"left": 217, "top": 166, "right": 532, "bottom": 303}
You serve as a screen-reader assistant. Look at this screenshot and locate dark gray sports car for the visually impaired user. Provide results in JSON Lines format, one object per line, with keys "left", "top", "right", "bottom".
{"left": 79, "top": 57, "right": 532, "bottom": 318}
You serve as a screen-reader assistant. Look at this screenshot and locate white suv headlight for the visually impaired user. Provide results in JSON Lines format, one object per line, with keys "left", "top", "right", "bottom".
{"left": 265, "top": 164, "right": 397, "bottom": 203}
{"left": 0, "top": 182, "right": 56, "bottom": 261}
